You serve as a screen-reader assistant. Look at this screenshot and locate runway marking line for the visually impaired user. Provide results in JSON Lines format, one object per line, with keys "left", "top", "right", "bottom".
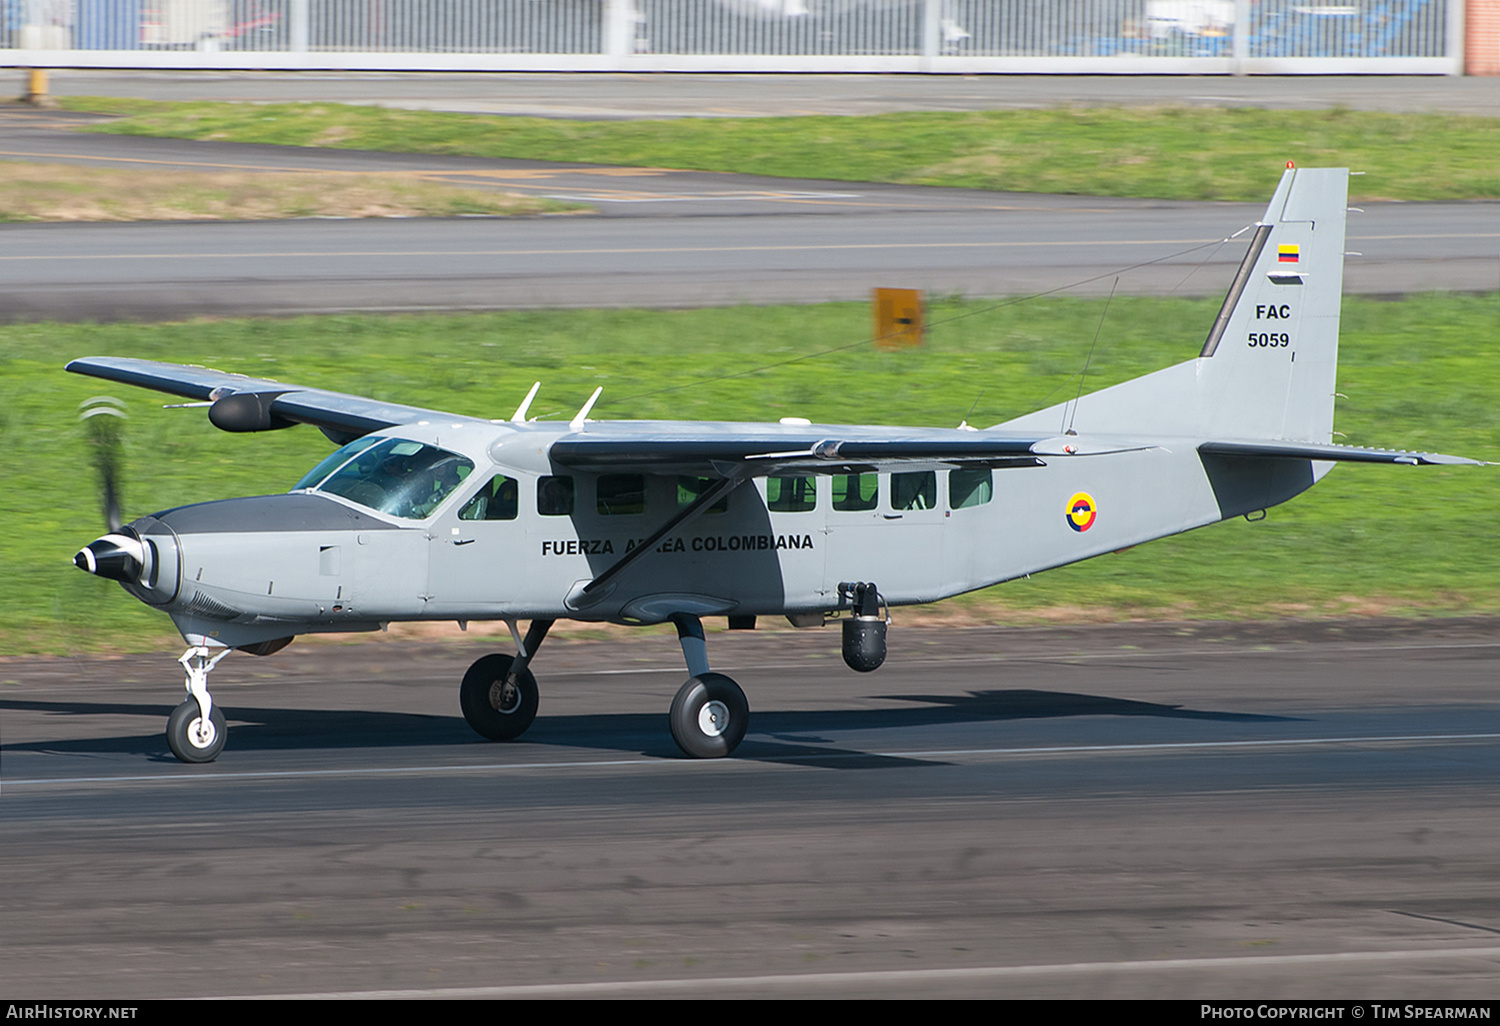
{"left": 5, "top": 731, "right": 1499, "bottom": 790}
{"left": 234, "top": 944, "right": 1500, "bottom": 998}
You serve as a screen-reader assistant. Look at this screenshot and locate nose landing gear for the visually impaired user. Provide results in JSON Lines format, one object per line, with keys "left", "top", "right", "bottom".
{"left": 166, "top": 645, "right": 231, "bottom": 763}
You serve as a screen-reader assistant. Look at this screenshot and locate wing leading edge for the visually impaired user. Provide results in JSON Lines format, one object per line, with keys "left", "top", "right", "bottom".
{"left": 67, "top": 357, "right": 467, "bottom": 442}
{"left": 547, "top": 433, "right": 1051, "bottom": 477}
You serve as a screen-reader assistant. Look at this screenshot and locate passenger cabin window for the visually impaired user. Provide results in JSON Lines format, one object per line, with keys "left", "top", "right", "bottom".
{"left": 459, "top": 474, "right": 519, "bottom": 521}
{"left": 678, "top": 476, "right": 729, "bottom": 514}
{"left": 891, "top": 471, "right": 937, "bottom": 511}
{"left": 766, "top": 475, "right": 816, "bottom": 512}
{"left": 832, "top": 473, "right": 878, "bottom": 511}
{"left": 598, "top": 474, "right": 646, "bottom": 516}
{"left": 537, "top": 475, "right": 575, "bottom": 516}
{"left": 949, "top": 468, "right": 993, "bottom": 510}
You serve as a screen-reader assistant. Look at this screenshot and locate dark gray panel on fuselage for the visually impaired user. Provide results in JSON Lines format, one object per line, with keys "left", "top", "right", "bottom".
{"left": 152, "top": 494, "right": 400, "bottom": 534}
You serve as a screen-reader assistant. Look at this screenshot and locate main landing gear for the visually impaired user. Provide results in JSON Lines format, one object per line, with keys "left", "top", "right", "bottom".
{"left": 457, "top": 614, "right": 750, "bottom": 759}
{"left": 666, "top": 614, "right": 749, "bottom": 759}
{"left": 459, "top": 619, "right": 551, "bottom": 740}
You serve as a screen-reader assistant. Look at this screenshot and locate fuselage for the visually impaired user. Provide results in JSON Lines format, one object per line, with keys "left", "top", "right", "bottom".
{"left": 97, "top": 417, "right": 1318, "bottom": 650}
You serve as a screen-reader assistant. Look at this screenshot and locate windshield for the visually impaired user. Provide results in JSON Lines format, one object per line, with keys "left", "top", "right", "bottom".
{"left": 292, "top": 436, "right": 381, "bottom": 492}
{"left": 309, "top": 438, "right": 474, "bottom": 520}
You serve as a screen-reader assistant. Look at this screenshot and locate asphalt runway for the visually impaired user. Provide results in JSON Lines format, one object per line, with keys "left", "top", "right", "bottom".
{"left": 4, "top": 618, "right": 1500, "bottom": 998}
{"left": 3, "top": 105, "right": 1497, "bottom": 320}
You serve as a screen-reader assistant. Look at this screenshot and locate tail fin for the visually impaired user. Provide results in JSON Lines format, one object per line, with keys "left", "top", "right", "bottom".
{"left": 999, "top": 166, "right": 1349, "bottom": 443}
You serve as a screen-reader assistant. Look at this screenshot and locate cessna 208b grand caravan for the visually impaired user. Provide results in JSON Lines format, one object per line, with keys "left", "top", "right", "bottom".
{"left": 71, "top": 167, "right": 1482, "bottom": 763}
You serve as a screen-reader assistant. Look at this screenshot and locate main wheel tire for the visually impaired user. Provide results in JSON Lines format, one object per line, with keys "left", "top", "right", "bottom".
{"left": 459, "top": 654, "right": 539, "bottom": 741}
{"left": 166, "top": 699, "right": 227, "bottom": 764}
{"left": 668, "top": 673, "right": 749, "bottom": 759}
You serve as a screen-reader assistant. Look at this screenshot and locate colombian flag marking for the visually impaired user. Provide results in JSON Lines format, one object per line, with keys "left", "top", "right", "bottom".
{"left": 1278, "top": 244, "right": 1300, "bottom": 264}
{"left": 1066, "top": 492, "right": 1097, "bottom": 533}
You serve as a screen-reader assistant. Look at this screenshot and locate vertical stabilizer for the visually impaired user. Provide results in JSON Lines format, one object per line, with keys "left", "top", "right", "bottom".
{"left": 1195, "top": 166, "right": 1348, "bottom": 442}
{"left": 999, "top": 167, "right": 1349, "bottom": 443}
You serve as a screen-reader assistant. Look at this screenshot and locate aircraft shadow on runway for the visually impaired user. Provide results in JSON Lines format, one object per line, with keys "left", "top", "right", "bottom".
{"left": 0, "top": 688, "right": 1295, "bottom": 767}
{"left": 740, "top": 689, "right": 1295, "bottom": 767}
{"left": 880, "top": 688, "right": 1290, "bottom": 723}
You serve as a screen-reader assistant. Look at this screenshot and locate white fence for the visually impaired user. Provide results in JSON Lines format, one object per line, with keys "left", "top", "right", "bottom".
{"left": 1, "top": 0, "right": 1465, "bottom": 73}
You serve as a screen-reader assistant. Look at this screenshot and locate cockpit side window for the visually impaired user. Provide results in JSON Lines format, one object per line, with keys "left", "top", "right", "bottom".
{"left": 459, "top": 475, "right": 520, "bottom": 521}
{"left": 313, "top": 438, "right": 474, "bottom": 520}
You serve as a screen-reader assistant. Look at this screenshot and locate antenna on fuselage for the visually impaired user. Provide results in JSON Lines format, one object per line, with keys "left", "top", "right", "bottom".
{"left": 510, "top": 381, "right": 541, "bottom": 423}
{"left": 1063, "top": 276, "right": 1119, "bottom": 436}
{"left": 570, "top": 387, "right": 603, "bottom": 432}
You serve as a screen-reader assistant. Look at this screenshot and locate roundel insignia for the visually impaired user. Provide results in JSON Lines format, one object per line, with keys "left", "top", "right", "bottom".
{"left": 1066, "top": 492, "right": 1097, "bottom": 533}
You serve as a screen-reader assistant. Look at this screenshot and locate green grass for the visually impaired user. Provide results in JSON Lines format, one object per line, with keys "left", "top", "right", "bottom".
{"left": 60, "top": 98, "right": 1500, "bottom": 202}
{"left": 3, "top": 293, "right": 1496, "bottom": 655}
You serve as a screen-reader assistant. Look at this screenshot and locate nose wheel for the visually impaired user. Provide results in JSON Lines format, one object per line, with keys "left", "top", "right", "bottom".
{"left": 167, "top": 699, "right": 227, "bottom": 763}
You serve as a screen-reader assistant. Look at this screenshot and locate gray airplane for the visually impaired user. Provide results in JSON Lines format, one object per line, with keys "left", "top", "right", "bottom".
{"left": 70, "top": 167, "right": 1483, "bottom": 764}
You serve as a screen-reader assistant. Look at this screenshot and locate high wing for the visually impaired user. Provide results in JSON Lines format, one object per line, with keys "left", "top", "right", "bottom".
{"left": 548, "top": 423, "right": 1052, "bottom": 477}
{"left": 68, "top": 357, "right": 1059, "bottom": 467}
{"left": 69, "top": 358, "right": 1482, "bottom": 472}
{"left": 551, "top": 425, "right": 1483, "bottom": 478}
{"left": 66, "top": 357, "right": 472, "bottom": 443}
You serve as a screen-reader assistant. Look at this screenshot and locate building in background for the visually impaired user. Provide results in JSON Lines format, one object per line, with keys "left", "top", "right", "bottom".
{"left": 2, "top": 0, "right": 1487, "bottom": 74}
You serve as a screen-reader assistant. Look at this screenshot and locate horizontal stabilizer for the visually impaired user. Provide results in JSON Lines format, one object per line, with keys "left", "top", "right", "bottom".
{"left": 1200, "top": 440, "right": 1484, "bottom": 466}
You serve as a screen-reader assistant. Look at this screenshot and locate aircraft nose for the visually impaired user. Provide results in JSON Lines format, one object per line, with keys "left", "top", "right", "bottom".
{"left": 73, "top": 532, "right": 146, "bottom": 583}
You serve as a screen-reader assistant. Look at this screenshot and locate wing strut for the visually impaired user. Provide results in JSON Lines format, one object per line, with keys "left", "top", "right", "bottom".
{"left": 573, "top": 474, "right": 746, "bottom": 606}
